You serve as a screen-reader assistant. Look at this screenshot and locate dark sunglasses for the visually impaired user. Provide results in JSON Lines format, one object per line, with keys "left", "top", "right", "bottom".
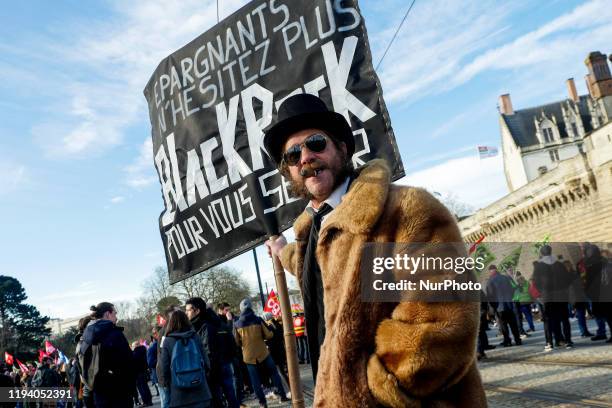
{"left": 282, "top": 133, "right": 328, "bottom": 166}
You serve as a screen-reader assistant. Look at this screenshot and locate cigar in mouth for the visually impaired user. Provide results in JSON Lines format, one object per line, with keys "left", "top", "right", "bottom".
{"left": 300, "top": 167, "right": 324, "bottom": 177}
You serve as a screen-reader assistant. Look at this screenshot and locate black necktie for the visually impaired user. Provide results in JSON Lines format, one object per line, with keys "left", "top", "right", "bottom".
{"left": 301, "top": 203, "right": 333, "bottom": 383}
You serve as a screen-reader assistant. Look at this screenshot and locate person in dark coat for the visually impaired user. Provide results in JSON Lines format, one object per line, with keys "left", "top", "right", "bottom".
{"left": 32, "top": 357, "right": 61, "bottom": 387}
{"left": 147, "top": 328, "right": 160, "bottom": 397}
{"left": 158, "top": 309, "right": 211, "bottom": 408}
{"left": 186, "top": 297, "right": 238, "bottom": 408}
{"left": 485, "top": 265, "right": 522, "bottom": 347}
{"left": 81, "top": 302, "right": 135, "bottom": 408}
{"left": 476, "top": 291, "right": 495, "bottom": 360}
{"left": 263, "top": 312, "right": 288, "bottom": 384}
{"left": 533, "top": 245, "right": 573, "bottom": 350}
{"left": 565, "top": 259, "right": 593, "bottom": 337}
{"left": 582, "top": 244, "right": 612, "bottom": 342}
{"left": 0, "top": 364, "right": 15, "bottom": 408}
{"left": 132, "top": 342, "right": 153, "bottom": 406}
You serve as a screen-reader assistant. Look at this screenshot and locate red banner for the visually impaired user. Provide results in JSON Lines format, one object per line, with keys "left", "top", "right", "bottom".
{"left": 469, "top": 234, "right": 486, "bottom": 255}
{"left": 156, "top": 314, "right": 167, "bottom": 326}
{"left": 16, "top": 359, "right": 28, "bottom": 374}
{"left": 264, "top": 290, "right": 281, "bottom": 317}
{"left": 4, "top": 352, "right": 14, "bottom": 366}
{"left": 45, "top": 340, "right": 57, "bottom": 354}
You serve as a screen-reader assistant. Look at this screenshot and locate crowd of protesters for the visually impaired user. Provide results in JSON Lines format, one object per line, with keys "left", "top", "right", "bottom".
{"left": 478, "top": 243, "right": 612, "bottom": 359}
{"left": 2, "top": 296, "right": 305, "bottom": 408}
{"left": 3, "top": 242, "right": 609, "bottom": 406}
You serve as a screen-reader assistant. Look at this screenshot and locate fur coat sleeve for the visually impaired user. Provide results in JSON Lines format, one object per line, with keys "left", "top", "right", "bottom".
{"left": 366, "top": 187, "right": 481, "bottom": 407}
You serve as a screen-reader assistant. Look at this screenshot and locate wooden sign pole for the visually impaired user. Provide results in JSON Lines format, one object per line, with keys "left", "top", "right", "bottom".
{"left": 271, "top": 238, "right": 305, "bottom": 408}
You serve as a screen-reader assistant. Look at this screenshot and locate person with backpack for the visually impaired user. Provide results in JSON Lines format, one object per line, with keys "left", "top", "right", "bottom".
{"left": 74, "top": 315, "right": 95, "bottom": 408}
{"left": 234, "top": 299, "right": 288, "bottom": 408}
{"left": 80, "top": 302, "right": 135, "bottom": 408}
{"left": 185, "top": 297, "right": 239, "bottom": 408}
{"left": 158, "top": 309, "right": 212, "bottom": 408}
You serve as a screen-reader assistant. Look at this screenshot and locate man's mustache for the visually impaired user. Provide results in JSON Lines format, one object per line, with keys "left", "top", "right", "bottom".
{"left": 299, "top": 160, "right": 327, "bottom": 177}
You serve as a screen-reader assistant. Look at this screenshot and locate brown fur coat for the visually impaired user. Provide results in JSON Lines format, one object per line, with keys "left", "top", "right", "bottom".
{"left": 280, "top": 160, "right": 486, "bottom": 407}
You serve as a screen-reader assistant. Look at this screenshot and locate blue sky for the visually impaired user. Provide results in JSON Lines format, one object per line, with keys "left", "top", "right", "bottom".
{"left": 2, "top": 0, "right": 610, "bottom": 319}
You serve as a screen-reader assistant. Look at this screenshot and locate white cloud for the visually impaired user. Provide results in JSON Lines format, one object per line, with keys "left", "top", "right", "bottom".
{"left": 28, "top": 0, "right": 248, "bottom": 158}
{"left": 452, "top": 0, "right": 612, "bottom": 88}
{"left": 376, "top": 0, "right": 612, "bottom": 105}
{"left": 404, "top": 145, "right": 477, "bottom": 171}
{"left": 110, "top": 196, "right": 125, "bottom": 204}
{"left": 374, "top": 0, "right": 518, "bottom": 104}
{"left": 398, "top": 154, "right": 508, "bottom": 210}
{"left": 429, "top": 111, "right": 472, "bottom": 140}
{"left": 125, "top": 137, "right": 157, "bottom": 188}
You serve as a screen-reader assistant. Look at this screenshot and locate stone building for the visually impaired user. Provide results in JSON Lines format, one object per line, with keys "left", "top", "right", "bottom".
{"left": 499, "top": 51, "right": 612, "bottom": 191}
{"left": 459, "top": 51, "right": 612, "bottom": 246}
{"left": 46, "top": 314, "right": 86, "bottom": 336}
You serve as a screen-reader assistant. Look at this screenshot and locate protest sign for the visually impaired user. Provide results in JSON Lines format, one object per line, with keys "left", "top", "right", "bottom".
{"left": 144, "top": 0, "right": 404, "bottom": 283}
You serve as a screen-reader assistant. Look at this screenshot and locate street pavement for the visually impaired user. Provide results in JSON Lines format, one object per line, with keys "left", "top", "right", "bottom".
{"left": 479, "top": 317, "right": 612, "bottom": 407}
{"left": 150, "top": 317, "right": 611, "bottom": 407}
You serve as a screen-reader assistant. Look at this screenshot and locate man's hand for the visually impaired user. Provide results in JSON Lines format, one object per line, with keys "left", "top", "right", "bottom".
{"left": 265, "top": 235, "right": 287, "bottom": 258}
{"left": 225, "top": 311, "right": 233, "bottom": 321}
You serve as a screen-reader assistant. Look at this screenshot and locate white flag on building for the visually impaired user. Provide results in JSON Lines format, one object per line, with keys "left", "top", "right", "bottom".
{"left": 478, "top": 146, "right": 498, "bottom": 159}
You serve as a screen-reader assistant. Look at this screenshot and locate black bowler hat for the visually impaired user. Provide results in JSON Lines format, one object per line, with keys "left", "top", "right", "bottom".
{"left": 263, "top": 93, "right": 354, "bottom": 166}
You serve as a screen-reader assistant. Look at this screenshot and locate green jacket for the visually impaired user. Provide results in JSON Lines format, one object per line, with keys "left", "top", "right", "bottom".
{"left": 512, "top": 280, "right": 532, "bottom": 303}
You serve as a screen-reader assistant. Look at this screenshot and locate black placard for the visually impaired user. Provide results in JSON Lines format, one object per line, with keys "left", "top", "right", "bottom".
{"left": 143, "top": 0, "right": 404, "bottom": 283}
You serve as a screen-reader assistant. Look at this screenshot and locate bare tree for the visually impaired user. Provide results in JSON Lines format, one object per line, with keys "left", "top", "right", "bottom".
{"left": 135, "top": 296, "right": 156, "bottom": 326}
{"left": 433, "top": 192, "right": 475, "bottom": 219}
{"left": 175, "top": 266, "right": 251, "bottom": 309}
{"left": 138, "top": 265, "right": 251, "bottom": 319}
{"left": 115, "top": 301, "right": 135, "bottom": 323}
{"left": 142, "top": 266, "right": 176, "bottom": 301}
{"left": 177, "top": 273, "right": 208, "bottom": 300}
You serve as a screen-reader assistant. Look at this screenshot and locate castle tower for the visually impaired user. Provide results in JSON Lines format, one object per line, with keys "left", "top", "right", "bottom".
{"left": 584, "top": 51, "right": 612, "bottom": 122}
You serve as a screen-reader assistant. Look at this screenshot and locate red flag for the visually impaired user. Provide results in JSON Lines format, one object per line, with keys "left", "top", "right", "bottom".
{"left": 38, "top": 349, "right": 50, "bottom": 363}
{"left": 469, "top": 235, "right": 486, "bottom": 255}
{"left": 156, "top": 314, "right": 166, "bottom": 326}
{"left": 16, "top": 359, "right": 28, "bottom": 374}
{"left": 45, "top": 340, "right": 56, "bottom": 354}
{"left": 4, "top": 352, "right": 14, "bottom": 366}
{"left": 264, "top": 290, "right": 281, "bottom": 317}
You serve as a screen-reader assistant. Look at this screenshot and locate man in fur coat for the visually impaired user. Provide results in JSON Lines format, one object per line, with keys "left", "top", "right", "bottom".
{"left": 264, "top": 93, "right": 486, "bottom": 407}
